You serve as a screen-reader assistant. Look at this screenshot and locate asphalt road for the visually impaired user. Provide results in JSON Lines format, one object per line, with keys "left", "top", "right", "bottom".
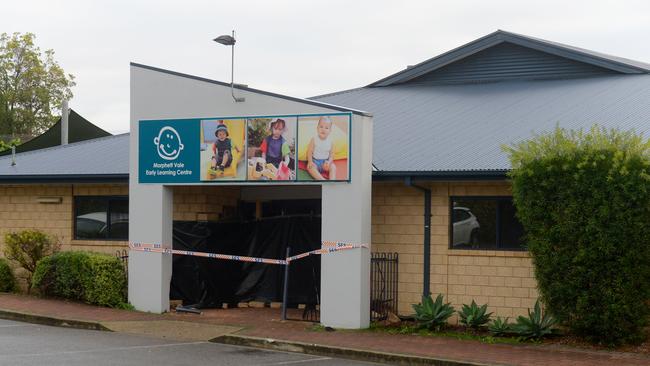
{"left": 0, "top": 319, "right": 382, "bottom": 366}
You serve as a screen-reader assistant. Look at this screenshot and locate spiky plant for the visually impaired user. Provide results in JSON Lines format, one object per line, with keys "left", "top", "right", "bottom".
{"left": 458, "top": 300, "right": 493, "bottom": 329}
{"left": 412, "top": 294, "right": 455, "bottom": 331}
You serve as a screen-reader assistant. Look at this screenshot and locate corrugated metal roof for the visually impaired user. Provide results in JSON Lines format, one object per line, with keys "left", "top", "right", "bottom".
{"left": 408, "top": 42, "right": 615, "bottom": 85}
{"left": 313, "top": 74, "right": 650, "bottom": 172}
{"left": 370, "top": 30, "right": 650, "bottom": 87}
{"left": 0, "top": 133, "right": 129, "bottom": 178}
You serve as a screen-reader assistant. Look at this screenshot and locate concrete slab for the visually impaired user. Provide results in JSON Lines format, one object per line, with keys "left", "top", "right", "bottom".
{"left": 102, "top": 320, "right": 241, "bottom": 341}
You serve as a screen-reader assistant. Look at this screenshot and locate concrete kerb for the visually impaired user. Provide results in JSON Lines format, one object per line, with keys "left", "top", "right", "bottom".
{"left": 0, "top": 308, "right": 110, "bottom": 331}
{"left": 211, "top": 334, "right": 494, "bottom": 366}
{"left": 0, "top": 307, "right": 498, "bottom": 366}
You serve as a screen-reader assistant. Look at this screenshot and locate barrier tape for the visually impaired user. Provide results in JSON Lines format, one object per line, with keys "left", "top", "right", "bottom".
{"left": 128, "top": 242, "right": 368, "bottom": 266}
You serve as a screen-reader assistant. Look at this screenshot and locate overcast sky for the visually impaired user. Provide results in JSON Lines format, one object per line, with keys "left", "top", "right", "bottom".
{"left": 4, "top": 0, "right": 650, "bottom": 134}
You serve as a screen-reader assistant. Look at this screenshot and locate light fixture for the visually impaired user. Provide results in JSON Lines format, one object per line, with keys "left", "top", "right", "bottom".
{"left": 213, "top": 30, "right": 245, "bottom": 103}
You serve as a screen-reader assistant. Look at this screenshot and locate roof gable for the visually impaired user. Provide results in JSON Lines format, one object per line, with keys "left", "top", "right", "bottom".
{"left": 407, "top": 42, "right": 616, "bottom": 85}
{"left": 370, "top": 30, "right": 650, "bottom": 87}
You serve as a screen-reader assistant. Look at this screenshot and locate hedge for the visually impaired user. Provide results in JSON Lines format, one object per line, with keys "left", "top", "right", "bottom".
{"left": 0, "top": 258, "right": 16, "bottom": 292}
{"left": 32, "top": 251, "right": 128, "bottom": 308}
{"left": 505, "top": 126, "right": 650, "bottom": 345}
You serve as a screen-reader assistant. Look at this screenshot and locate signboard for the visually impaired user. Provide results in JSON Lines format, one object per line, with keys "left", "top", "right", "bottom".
{"left": 139, "top": 113, "right": 351, "bottom": 183}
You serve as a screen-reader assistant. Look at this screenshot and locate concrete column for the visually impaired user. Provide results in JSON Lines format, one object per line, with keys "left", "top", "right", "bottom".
{"left": 128, "top": 184, "right": 173, "bottom": 313}
{"left": 320, "top": 114, "right": 373, "bottom": 329}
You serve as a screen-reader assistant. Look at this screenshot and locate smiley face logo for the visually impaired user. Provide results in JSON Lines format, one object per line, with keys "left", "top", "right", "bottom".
{"left": 154, "top": 126, "right": 184, "bottom": 160}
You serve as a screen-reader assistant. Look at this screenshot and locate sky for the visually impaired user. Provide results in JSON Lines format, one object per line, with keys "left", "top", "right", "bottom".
{"left": 4, "top": 0, "right": 650, "bottom": 134}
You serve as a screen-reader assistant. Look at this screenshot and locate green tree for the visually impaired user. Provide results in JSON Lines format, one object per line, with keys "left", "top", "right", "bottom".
{"left": 0, "top": 32, "right": 75, "bottom": 143}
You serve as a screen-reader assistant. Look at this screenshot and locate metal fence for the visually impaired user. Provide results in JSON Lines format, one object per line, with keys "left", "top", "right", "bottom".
{"left": 115, "top": 249, "right": 128, "bottom": 279}
{"left": 370, "top": 252, "right": 399, "bottom": 322}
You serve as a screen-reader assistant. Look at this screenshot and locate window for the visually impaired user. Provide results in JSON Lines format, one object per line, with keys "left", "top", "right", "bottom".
{"left": 450, "top": 196, "right": 525, "bottom": 251}
{"left": 74, "top": 196, "right": 128, "bottom": 240}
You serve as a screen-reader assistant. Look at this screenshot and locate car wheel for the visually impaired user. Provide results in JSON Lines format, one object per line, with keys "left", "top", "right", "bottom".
{"left": 470, "top": 231, "right": 479, "bottom": 248}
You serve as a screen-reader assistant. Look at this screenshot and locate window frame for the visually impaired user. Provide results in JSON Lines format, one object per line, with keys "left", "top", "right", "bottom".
{"left": 448, "top": 195, "right": 526, "bottom": 252}
{"left": 73, "top": 195, "right": 129, "bottom": 241}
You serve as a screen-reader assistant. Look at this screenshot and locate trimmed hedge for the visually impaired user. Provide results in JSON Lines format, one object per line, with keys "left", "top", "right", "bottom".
{"left": 0, "top": 258, "right": 16, "bottom": 292}
{"left": 505, "top": 126, "right": 650, "bottom": 345}
{"left": 32, "top": 251, "right": 128, "bottom": 308}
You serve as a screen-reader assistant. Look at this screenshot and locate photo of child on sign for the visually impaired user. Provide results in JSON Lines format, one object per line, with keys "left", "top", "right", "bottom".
{"left": 200, "top": 119, "right": 246, "bottom": 181}
{"left": 297, "top": 115, "right": 350, "bottom": 181}
{"left": 247, "top": 117, "right": 296, "bottom": 181}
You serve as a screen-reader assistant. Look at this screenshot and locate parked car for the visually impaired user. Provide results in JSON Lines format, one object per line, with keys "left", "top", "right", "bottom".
{"left": 452, "top": 207, "right": 480, "bottom": 247}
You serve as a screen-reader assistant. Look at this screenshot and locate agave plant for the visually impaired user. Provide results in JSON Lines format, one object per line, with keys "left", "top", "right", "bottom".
{"left": 512, "top": 300, "right": 557, "bottom": 340}
{"left": 488, "top": 316, "right": 511, "bottom": 336}
{"left": 458, "top": 300, "right": 493, "bottom": 329}
{"left": 412, "top": 294, "right": 455, "bottom": 331}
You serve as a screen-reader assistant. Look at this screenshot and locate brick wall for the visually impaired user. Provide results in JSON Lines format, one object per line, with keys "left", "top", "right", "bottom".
{"left": 372, "top": 181, "right": 537, "bottom": 320}
{"left": 173, "top": 186, "right": 240, "bottom": 221}
{"left": 0, "top": 184, "right": 129, "bottom": 256}
{"left": 0, "top": 184, "right": 241, "bottom": 256}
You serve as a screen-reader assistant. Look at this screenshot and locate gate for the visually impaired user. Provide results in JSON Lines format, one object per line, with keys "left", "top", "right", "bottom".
{"left": 370, "top": 252, "right": 398, "bottom": 321}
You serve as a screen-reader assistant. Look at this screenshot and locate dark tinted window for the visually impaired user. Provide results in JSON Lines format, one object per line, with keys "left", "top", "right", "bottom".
{"left": 450, "top": 197, "right": 525, "bottom": 251}
{"left": 75, "top": 196, "right": 128, "bottom": 240}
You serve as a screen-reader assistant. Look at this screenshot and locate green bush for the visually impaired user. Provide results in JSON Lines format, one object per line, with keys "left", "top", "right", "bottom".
{"left": 83, "top": 255, "right": 127, "bottom": 307}
{"left": 488, "top": 316, "right": 511, "bottom": 337}
{"left": 32, "top": 251, "right": 128, "bottom": 308}
{"left": 0, "top": 258, "right": 16, "bottom": 292}
{"left": 505, "top": 126, "right": 650, "bottom": 345}
{"left": 458, "top": 300, "right": 492, "bottom": 329}
{"left": 4, "top": 230, "right": 60, "bottom": 291}
{"left": 412, "top": 294, "right": 455, "bottom": 331}
{"left": 32, "top": 252, "right": 88, "bottom": 300}
{"left": 512, "top": 300, "right": 557, "bottom": 340}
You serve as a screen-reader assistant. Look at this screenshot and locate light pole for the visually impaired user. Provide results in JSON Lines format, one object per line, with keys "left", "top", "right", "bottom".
{"left": 214, "top": 30, "right": 245, "bottom": 103}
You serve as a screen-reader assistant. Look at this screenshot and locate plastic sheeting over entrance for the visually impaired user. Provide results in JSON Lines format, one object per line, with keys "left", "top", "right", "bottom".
{"left": 170, "top": 216, "right": 321, "bottom": 308}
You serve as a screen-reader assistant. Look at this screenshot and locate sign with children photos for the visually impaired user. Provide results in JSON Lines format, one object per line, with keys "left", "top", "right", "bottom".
{"left": 138, "top": 113, "right": 351, "bottom": 183}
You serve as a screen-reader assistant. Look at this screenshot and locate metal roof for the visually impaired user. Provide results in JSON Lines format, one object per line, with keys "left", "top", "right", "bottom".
{"left": 369, "top": 30, "right": 650, "bottom": 87}
{"left": 0, "top": 133, "right": 129, "bottom": 182}
{"left": 313, "top": 74, "right": 650, "bottom": 173}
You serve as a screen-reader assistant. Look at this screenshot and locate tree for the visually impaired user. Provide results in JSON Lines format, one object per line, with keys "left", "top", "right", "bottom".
{"left": 505, "top": 126, "right": 650, "bottom": 345}
{"left": 0, "top": 32, "right": 75, "bottom": 144}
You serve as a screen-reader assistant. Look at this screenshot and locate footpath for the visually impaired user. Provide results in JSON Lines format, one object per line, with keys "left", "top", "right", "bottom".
{"left": 1, "top": 293, "right": 649, "bottom": 366}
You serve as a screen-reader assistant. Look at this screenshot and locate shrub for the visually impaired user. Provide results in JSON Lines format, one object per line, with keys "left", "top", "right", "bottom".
{"left": 32, "top": 252, "right": 88, "bottom": 300}
{"left": 32, "top": 251, "right": 128, "bottom": 308}
{"left": 0, "top": 258, "right": 16, "bottom": 292}
{"left": 512, "top": 300, "right": 557, "bottom": 340}
{"left": 4, "top": 230, "right": 60, "bottom": 292}
{"left": 82, "top": 254, "right": 127, "bottom": 307}
{"left": 458, "top": 300, "right": 492, "bottom": 329}
{"left": 505, "top": 126, "right": 650, "bottom": 345}
{"left": 488, "top": 316, "right": 511, "bottom": 337}
{"left": 412, "top": 294, "right": 455, "bottom": 331}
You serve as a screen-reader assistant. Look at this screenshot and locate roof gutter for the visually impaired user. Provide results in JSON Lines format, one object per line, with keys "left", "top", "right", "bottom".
{"left": 373, "top": 170, "right": 509, "bottom": 181}
{"left": 404, "top": 176, "right": 432, "bottom": 298}
{"left": 0, "top": 174, "right": 128, "bottom": 184}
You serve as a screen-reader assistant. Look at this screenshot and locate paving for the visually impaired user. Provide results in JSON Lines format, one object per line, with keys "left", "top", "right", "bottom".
{"left": 0, "top": 318, "right": 377, "bottom": 366}
{"left": 1, "top": 293, "right": 649, "bottom": 366}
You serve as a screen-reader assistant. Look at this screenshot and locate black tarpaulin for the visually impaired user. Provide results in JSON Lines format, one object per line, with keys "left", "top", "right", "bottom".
{"left": 170, "top": 215, "right": 320, "bottom": 308}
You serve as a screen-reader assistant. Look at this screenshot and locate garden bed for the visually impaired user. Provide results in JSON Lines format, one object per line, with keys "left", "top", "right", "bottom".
{"left": 365, "top": 321, "right": 650, "bottom": 354}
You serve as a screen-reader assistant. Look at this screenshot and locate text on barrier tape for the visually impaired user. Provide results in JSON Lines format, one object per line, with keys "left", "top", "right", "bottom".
{"left": 128, "top": 242, "right": 368, "bottom": 266}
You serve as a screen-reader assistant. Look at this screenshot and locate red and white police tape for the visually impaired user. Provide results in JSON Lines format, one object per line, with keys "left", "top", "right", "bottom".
{"left": 128, "top": 241, "right": 368, "bottom": 266}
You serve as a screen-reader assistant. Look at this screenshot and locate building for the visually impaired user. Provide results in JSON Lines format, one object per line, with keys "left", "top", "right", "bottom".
{"left": 1, "top": 30, "right": 649, "bottom": 326}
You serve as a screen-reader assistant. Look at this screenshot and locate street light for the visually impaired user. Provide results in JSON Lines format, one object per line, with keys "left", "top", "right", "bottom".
{"left": 214, "top": 30, "right": 245, "bottom": 103}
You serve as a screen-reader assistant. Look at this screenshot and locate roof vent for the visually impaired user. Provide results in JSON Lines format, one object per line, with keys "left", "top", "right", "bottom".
{"left": 11, "top": 146, "right": 16, "bottom": 166}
